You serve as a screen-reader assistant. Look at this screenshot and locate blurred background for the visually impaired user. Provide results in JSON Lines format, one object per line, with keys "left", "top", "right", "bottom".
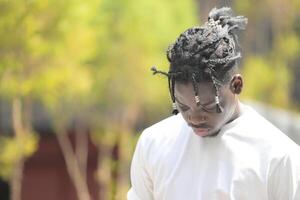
{"left": 0, "top": 0, "right": 299, "bottom": 199}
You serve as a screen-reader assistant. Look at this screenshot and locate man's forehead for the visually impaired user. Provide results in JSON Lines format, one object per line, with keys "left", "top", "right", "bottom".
{"left": 175, "top": 81, "right": 215, "bottom": 90}
{"left": 175, "top": 81, "right": 216, "bottom": 99}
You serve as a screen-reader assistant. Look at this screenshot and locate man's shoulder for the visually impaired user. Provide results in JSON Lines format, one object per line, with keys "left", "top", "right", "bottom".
{"left": 137, "top": 114, "right": 187, "bottom": 152}
{"left": 238, "top": 104, "right": 287, "bottom": 135}
{"left": 142, "top": 114, "right": 186, "bottom": 139}
{"left": 146, "top": 114, "right": 184, "bottom": 130}
{"left": 234, "top": 104, "right": 299, "bottom": 155}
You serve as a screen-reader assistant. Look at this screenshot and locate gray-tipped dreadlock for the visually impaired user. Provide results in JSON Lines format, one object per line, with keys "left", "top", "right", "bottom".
{"left": 152, "top": 7, "right": 247, "bottom": 115}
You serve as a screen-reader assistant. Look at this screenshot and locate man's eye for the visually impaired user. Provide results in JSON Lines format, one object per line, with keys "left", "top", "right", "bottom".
{"left": 203, "top": 103, "right": 216, "bottom": 110}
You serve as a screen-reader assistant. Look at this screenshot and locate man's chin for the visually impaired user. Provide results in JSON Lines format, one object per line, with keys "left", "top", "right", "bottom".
{"left": 207, "top": 130, "right": 220, "bottom": 137}
{"left": 193, "top": 128, "right": 220, "bottom": 138}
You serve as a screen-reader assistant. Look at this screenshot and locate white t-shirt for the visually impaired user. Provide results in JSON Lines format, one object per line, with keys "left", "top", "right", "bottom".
{"left": 127, "top": 104, "right": 300, "bottom": 200}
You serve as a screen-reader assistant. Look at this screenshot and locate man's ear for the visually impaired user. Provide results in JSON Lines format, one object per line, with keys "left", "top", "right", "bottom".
{"left": 230, "top": 74, "right": 243, "bottom": 94}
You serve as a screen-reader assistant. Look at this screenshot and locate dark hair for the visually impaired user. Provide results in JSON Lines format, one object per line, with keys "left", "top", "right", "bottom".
{"left": 152, "top": 7, "right": 247, "bottom": 114}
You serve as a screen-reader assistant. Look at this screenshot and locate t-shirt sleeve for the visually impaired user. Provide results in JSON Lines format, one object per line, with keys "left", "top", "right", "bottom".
{"left": 127, "top": 133, "right": 154, "bottom": 200}
{"left": 268, "top": 145, "right": 300, "bottom": 199}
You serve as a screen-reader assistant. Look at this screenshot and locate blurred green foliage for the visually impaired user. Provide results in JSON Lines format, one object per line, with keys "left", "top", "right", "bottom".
{"left": 235, "top": 0, "right": 300, "bottom": 109}
{"left": 0, "top": 0, "right": 197, "bottom": 199}
{"left": 0, "top": 133, "right": 38, "bottom": 180}
{"left": 242, "top": 56, "right": 291, "bottom": 107}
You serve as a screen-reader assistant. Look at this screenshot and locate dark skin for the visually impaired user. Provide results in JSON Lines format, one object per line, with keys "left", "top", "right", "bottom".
{"left": 174, "top": 74, "right": 243, "bottom": 137}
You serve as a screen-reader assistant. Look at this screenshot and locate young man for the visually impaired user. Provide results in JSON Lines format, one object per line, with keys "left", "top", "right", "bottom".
{"left": 127, "top": 7, "right": 300, "bottom": 200}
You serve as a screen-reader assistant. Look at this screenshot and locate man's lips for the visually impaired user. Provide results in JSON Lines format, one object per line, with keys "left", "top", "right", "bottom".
{"left": 189, "top": 123, "right": 210, "bottom": 129}
{"left": 189, "top": 124, "right": 211, "bottom": 136}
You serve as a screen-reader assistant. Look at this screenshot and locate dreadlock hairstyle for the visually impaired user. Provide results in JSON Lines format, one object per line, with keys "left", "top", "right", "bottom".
{"left": 152, "top": 7, "right": 248, "bottom": 115}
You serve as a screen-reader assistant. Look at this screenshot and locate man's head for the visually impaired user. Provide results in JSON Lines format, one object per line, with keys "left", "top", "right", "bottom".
{"left": 152, "top": 7, "right": 247, "bottom": 137}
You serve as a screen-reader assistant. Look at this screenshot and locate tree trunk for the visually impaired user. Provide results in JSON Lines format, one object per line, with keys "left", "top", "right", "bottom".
{"left": 10, "top": 98, "right": 25, "bottom": 200}
{"left": 56, "top": 129, "right": 91, "bottom": 200}
{"left": 75, "top": 121, "right": 88, "bottom": 183}
{"left": 96, "top": 104, "right": 140, "bottom": 199}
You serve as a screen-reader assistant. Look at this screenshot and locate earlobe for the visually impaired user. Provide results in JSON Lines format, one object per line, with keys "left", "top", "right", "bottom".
{"left": 230, "top": 74, "right": 243, "bottom": 94}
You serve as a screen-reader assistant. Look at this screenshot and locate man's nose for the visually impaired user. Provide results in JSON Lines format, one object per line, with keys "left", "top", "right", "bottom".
{"left": 187, "top": 109, "right": 207, "bottom": 124}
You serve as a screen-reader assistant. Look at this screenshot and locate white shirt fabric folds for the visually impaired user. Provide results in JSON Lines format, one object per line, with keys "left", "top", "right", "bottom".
{"left": 127, "top": 104, "right": 300, "bottom": 200}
